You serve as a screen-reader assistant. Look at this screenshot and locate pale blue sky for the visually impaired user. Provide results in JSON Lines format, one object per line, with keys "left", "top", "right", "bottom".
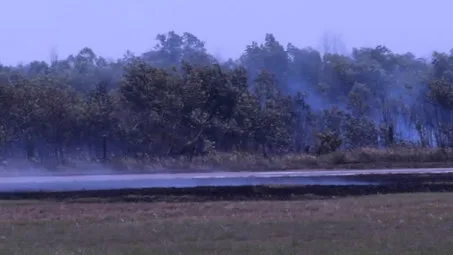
{"left": 0, "top": 0, "right": 451, "bottom": 65}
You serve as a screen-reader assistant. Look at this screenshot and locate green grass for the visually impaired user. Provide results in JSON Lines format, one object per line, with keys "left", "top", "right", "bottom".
{"left": 1, "top": 193, "right": 453, "bottom": 254}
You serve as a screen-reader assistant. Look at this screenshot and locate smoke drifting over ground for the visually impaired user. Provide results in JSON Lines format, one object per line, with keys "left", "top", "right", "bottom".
{"left": 0, "top": 175, "right": 377, "bottom": 193}
{"left": 0, "top": 159, "right": 118, "bottom": 177}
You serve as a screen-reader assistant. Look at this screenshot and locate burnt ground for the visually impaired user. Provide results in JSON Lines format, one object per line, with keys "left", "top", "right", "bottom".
{"left": 2, "top": 173, "right": 453, "bottom": 202}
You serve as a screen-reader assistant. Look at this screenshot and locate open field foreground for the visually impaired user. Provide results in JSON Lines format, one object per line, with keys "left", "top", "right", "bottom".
{"left": 1, "top": 193, "right": 453, "bottom": 255}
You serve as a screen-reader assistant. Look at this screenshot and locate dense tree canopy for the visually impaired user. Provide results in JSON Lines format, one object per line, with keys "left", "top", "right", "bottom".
{"left": 1, "top": 31, "right": 452, "bottom": 163}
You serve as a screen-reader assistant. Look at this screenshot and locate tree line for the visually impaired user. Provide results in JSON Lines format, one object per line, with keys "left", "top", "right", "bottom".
{"left": 1, "top": 31, "right": 453, "bottom": 163}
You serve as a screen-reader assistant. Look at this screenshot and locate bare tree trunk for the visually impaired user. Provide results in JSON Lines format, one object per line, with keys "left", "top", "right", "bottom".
{"left": 102, "top": 135, "right": 107, "bottom": 161}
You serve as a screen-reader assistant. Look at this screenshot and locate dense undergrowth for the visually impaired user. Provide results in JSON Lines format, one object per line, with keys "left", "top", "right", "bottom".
{"left": 99, "top": 147, "right": 453, "bottom": 171}
{"left": 1, "top": 146, "right": 452, "bottom": 173}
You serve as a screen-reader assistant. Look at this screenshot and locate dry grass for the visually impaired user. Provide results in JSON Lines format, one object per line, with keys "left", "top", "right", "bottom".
{"left": 1, "top": 193, "right": 453, "bottom": 254}
{"left": 108, "top": 147, "right": 453, "bottom": 172}
{"left": 1, "top": 146, "right": 453, "bottom": 174}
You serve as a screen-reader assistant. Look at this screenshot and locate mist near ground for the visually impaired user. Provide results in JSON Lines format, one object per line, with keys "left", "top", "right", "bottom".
{"left": 0, "top": 0, "right": 451, "bottom": 65}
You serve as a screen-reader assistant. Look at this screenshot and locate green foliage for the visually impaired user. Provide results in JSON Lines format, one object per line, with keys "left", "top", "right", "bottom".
{"left": 1, "top": 31, "right": 453, "bottom": 164}
{"left": 342, "top": 115, "right": 378, "bottom": 148}
{"left": 316, "top": 131, "right": 342, "bottom": 155}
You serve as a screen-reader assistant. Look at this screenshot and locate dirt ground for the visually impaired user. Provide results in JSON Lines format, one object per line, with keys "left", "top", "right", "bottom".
{"left": 0, "top": 193, "right": 453, "bottom": 255}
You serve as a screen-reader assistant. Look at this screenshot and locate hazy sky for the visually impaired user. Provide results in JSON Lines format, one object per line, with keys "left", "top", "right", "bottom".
{"left": 0, "top": 0, "right": 452, "bottom": 65}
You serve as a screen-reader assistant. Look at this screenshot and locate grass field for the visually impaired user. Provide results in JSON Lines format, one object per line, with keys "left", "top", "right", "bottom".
{"left": 1, "top": 193, "right": 453, "bottom": 255}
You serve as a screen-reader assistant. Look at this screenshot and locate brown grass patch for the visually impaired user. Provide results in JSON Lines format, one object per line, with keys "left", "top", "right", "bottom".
{"left": 1, "top": 193, "right": 453, "bottom": 254}
{"left": 1, "top": 147, "right": 453, "bottom": 174}
{"left": 107, "top": 147, "right": 453, "bottom": 172}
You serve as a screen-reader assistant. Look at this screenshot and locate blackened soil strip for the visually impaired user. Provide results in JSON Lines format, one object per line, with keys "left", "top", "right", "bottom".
{"left": 0, "top": 173, "right": 453, "bottom": 202}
